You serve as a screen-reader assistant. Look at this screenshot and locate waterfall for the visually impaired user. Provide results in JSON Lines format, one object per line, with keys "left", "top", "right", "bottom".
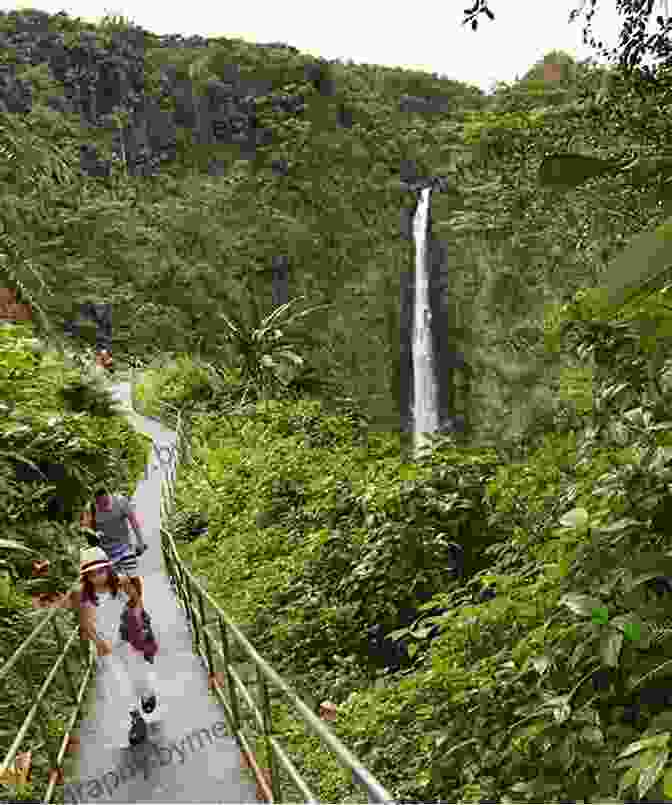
{"left": 412, "top": 186, "right": 439, "bottom": 458}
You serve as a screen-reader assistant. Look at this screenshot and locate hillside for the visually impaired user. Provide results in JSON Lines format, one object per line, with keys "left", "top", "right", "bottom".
{"left": 5, "top": 5, "right": 672, "bottom": 802}
{"left": 7, "top": 8, "right": 671, "bottom": 446}
{"left": 0, "top": 6, "right": 487, "bottom": 434}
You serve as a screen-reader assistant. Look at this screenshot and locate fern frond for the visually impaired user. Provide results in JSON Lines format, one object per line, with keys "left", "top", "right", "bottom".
{"left": 0, "top": 142, "right": 16, "bottom": 162}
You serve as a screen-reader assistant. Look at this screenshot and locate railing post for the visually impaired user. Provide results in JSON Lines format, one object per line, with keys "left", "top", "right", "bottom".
{"left": 170, "top": 457, "right": 177, "bottom": 504}
{"left": 167, "top": 538, "right": 177, "bottom": 590}
{"left": 165, "top": 465, "right": 175, "bottom": 513}
{"left": 177, "top": 415, "right": 185, "bottom": 464}
{"left": 161, "top": 479, "right": 170, "bottom": 520}
{"left": 160, "top": 527, "right": 172, "bottom": 587}
{"left": 258, "top": 666, "right": 281, "bottom": 802}
{"left": 184, "top": 574, "right": 200, "bottom": 647}
{"left": 197, "top": 590, "right": 215, "bottom": 674}
{"left": 166, "top": 532, "right": 190, "bottom": 620}
{"left": 163, "top": 472, "right": 174, "bottom": 519}
{"left": 182, "top": 415, "right": 192, "bottom": 465}
{"left": 50, "top": 618, "right": 78, "bottom": 706}
{"left": 18, "top": 654, "right": 60, "bottom": 782}
{"left": 177, "top": 558, "right": 190, "bottom": 621}
{"left": 219, "top": 615, "right": 241, "bottom": 734}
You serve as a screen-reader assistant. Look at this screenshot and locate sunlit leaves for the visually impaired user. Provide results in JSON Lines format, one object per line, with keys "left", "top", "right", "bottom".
{"left": 558, "top": 507, "right": 590, "bottom": 529}
{"left": 599, "top": 627, "right": 624, "bottom": 666}
{"left": 560, "top": 592, "right": 603, "bottom": 616}
{"left": 616, "top": 734, "right": 671, "bottom": 800}
{"left": 0, "top": 537, "right": 36, "bottom": 554}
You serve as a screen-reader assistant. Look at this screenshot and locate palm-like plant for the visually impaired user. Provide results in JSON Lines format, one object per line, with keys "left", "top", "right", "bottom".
{"left": 0, "top": 112, "right": 77, "bottom": 356}
{"left": 211, "top": 294, "right": 332, "bottom": 402}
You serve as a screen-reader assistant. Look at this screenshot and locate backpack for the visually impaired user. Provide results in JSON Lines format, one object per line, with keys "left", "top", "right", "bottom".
{"left": 120, "top": 606, "right": 158, "bottom": 663}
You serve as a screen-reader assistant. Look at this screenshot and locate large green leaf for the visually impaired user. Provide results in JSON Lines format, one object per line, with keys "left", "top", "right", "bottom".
{"left": 540, "top": 153, "right": 672, "bottom": 191}
{"left": 618, "top": 733, "right": 671, "bottom": 760}
{"left": 558, "top": 507, "right": 589, "bottom": 529}
{"left": 0, "top": 538, "right": 36, "bottom": 554}
{"left": 602, "top": 216, "right": 672, "bottom": 308}
{"left": 619, "top": 763, "right": 641, "bottom": 797}
{"left": 538, "top": 153, "right": 622, "bottom": 189}
{"left": 599, "top": 628, "right": 624, "bottom": 667}
{"left": 638, "top": 748, "right": 669, "bottom": 800}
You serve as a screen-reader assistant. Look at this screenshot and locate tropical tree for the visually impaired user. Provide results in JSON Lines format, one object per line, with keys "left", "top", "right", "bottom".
{"left": 206, "top": 294, "right": 334, "bottom": 404}
{"left": 0, "top": 111, "right": 78, "bottom": 356}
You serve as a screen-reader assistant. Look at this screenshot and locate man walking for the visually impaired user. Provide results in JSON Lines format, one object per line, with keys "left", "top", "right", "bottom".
{"left": 85, "top": 486, "right": 149, "bottom": 606}
{"left": 63, "top": 301, "right": 114, "bottom": 372}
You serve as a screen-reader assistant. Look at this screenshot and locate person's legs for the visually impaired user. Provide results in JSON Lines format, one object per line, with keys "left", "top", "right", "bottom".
{"left": 117, "top": 644, "right": 151, "bottom": 745}
{"left": 91, "top": 303, "right": 112, "bottom": 353}
{"left": 126, "top": 643, "right": 158, "bottom": 703}
{"left": 127, "top": 575, "right": 145, "bottom": 609}
{"left": 102, "top": 647, "right": 137, "bottom": 713}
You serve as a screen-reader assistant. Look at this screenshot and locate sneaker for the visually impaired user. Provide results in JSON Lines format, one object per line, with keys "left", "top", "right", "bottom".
{"left": 128, "top": 709, "right": 147, "bottom": 746}
{"left": 141, "top": 694, "right": 156, "bottom": 714}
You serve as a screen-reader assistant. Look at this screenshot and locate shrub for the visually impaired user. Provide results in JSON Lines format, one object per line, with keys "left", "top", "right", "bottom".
{"left": 0, "top": 321, "right": 150, "bottom": 786}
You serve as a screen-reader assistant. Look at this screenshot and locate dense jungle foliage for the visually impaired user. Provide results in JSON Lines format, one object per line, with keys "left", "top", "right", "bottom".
{"left": 0, "top": 322, "right": 150, "bottom": 802}
{"left": 134, "top": 287, "right": 672, "bottom": 803}
{"left": 5, "top": 3, "right": 672, "bottom": 802}
{"left": 4, "top": 4, "right": 670, "bottom": 445}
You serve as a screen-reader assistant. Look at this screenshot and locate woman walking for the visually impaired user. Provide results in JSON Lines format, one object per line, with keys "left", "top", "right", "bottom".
{"left": 59, "top": 546, "right": 159, "bottom": 745}
{"left": 81, "top": 486, "right": 148, "bottom": 607}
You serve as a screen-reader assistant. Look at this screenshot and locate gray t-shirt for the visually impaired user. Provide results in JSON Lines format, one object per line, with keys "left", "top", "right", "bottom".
{"left": 95, "top": 495, "right": 135, "bottom": 562}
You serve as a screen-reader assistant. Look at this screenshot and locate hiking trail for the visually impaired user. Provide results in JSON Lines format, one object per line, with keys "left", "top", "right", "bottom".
{"left": 65, "top": 381, "right": 257, "bottom": 803}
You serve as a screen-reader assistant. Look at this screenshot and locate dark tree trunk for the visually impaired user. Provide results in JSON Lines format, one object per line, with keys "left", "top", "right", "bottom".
{"left": 271, "top": 255, "right": 289, "bottom": 308}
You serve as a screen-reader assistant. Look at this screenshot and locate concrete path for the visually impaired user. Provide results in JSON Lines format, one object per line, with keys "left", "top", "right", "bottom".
{"left": 64, "top": 381, "right": 257, "bottom": 804}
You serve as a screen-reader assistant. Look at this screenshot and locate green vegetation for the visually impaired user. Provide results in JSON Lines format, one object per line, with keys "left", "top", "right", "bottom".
{"left": 135, "top": 283, "right": 672, "bottom": 801}
{"left": 130, "top": 31, "right": 672, "bottom": 804}
{"left": 4, "top": 6, "right": 672, "bottom": 446}
{"left": 0, "top": 321, "right": 150, "bottom": 801}
{"left": 5, "top": 3, "right": 672, "bottom": 801}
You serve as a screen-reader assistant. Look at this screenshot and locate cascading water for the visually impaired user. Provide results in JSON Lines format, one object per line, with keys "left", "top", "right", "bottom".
{"left": 412, "top": 186, "right": 439, "bottom": 458}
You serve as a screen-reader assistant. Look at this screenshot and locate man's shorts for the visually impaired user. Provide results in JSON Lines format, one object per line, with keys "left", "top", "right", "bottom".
{"left": 113, "top": 552, "right": 139, "bottom": 576}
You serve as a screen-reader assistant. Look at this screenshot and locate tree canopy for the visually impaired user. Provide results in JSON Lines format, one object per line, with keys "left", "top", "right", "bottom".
{"left": 463, "top": 0, "right": 672, "bottom": 74}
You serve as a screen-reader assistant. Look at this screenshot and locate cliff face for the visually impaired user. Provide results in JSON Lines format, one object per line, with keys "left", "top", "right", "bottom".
{"left": 0, "top": 7, "right": 485, "bottom": 431}
{"left": 0, "top": 10, "right": 348, "bottom": 178}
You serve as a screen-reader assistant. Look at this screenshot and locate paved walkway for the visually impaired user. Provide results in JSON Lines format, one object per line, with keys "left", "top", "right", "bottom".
{"left": 64, "top": 381, "right": 257, "bottom": 804}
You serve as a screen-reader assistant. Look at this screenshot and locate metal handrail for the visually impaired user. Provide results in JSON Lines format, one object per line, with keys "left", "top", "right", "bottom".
{"left": 1, "top": 361, "right": 131, "bottom": 801}
{"left": 159, "top": 405, "right": 396, "bottom": 804}
{"left": 0, "top": 373, "right": 162, "bottom": 801}
{"left": 0, "top": 584, "right": 96, "bottom": 803}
